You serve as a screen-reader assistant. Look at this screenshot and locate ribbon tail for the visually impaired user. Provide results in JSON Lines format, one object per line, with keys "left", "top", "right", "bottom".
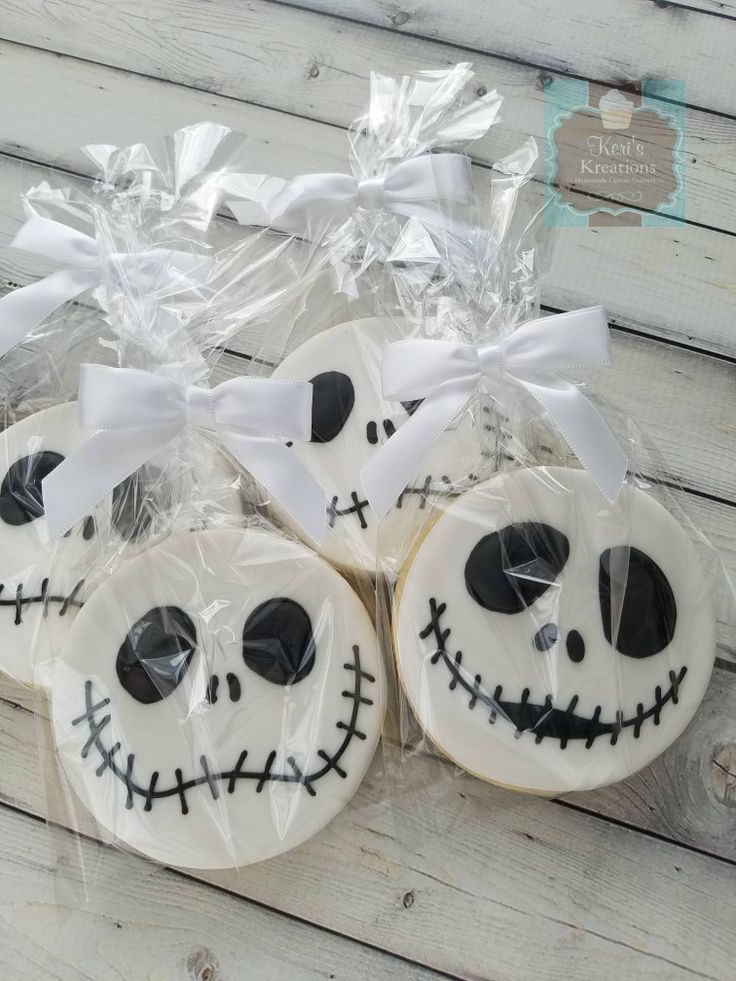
{"left": 42, "top": 424, "right": 179, "bottom": 538}
{"left": 517, "top": 374, "right": 627, "bottom": 502}
{"left": 0, "top": 268, "right": 98, "bottom": 359}
{"left": 221, "top": 431, "right": 327, "bottom": 546}
{"left": 361, "top": 377, "right": 474, "bottom": 520}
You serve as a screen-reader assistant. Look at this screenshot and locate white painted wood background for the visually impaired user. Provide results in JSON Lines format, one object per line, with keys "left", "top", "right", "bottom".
{"left": 0, "top": 2, "right": 735, "bottom": 978}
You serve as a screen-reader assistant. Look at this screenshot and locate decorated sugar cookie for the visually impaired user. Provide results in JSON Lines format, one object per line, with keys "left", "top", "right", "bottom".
{"left": 393, "top": 467, "right": 716, "bottom": 794}
{"left": 0, "top": 402, "right": 242, "bottom": 687}
{"left": 271, "top": 318, "right": 483, "bottom": 573}
{"left": 52, "top": 528, "right": 385, "bottom": 869}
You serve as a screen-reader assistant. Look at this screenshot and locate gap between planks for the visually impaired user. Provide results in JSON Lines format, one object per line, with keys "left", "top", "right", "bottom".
{"left": 1, "top": 1, "right": 735, "bottom": 236}
{"left": 0, "top": 798, "right": 451, "bottom": 981}
{"left": 1, "top": 680, "right": 735, "bottom": 981}
{"left": 275, "top": 0, "right": 736, "bottom": 114}
{"left": 0, "top": 43, "right": 734, "bottom": 354}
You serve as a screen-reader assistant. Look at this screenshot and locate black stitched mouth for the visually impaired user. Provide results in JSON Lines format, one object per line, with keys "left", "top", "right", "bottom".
{"left": 71, "top": 644, "right": 375, "bottom": 815}
{"left": 419, "top": 598, "right": 687, "bottom": 749}
{"left": 0, "top": 579, "right": 85, "bottom": 626}
{"left": 328, "top": 475, "right": 454, "bottom": 531}
{"left": 328, "top": 493, "right": 371, "bottom": 530}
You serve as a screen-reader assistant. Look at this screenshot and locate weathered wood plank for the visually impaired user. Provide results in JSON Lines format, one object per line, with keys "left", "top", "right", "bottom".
{"left": 571, "top": 658, "right": 736, "bottom": 860}
{"left": 1, "top": 678, "right": 735, "bottom": 980}
{"left": 1, "top": 0, "right": 734, "bottom": 239}
{"left": 677, "top": 0, "right": 736, "bottom": 15}
{"left": 0, "top": 804, "right": 440, "bottom": 981}
{"left": 283, "top": 0, "right": 736, "bottom": 115}
{"left": 0, "top": 44, "right": 734, "bottom": 356}
{"left": 685, "top": 0, "right": 736, "bottom": 14}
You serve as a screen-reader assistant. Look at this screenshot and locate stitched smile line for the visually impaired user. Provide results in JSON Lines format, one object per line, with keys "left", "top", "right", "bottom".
{"left": 328, "top": 474, "right": 456, "bottom": 531}
{"left": 419, "top": 598, "right": 687, "bottom": 749}
{"left": 71, "top": 644, "right": 375, "bottom": 815}
{"left": 0, "top": 578, "right": 85, "bottom": 625}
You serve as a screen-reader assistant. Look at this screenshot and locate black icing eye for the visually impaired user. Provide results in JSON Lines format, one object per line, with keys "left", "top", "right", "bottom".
{"left": 0, "top": 451, "right": 64, "bottom": 525}
{"left": 242, "top": 598, "right": 316, "bottom": 686}
{"left": 309, "top": 371, "right": 355, "bottom": 443}
{"left": 464, "top": 522, "right": 570, "bottom": 613}
{"left": 116, "top": 606, "right": 197, "bottom": 704}
{"left": 599, "top": 546, "right": 677, "bottom": 658}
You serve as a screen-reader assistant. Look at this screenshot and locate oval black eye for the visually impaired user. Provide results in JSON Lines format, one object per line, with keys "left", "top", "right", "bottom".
{"left": 599, "top": 546, "right": 677, "bottom": 658}
{"left": 0, "top": 451, "right": 64, "bottom": 525}
{"left": 116, "top": 606, "right": 197, "bottom": 704}
{"left": 242, "top": 598, "right": 315, "bottom": 685}
{"left": 310, "top": 371, "right": 355, "bottom": 443}
{"left": 111, "top": 467, "right": 162, "bottom": 542}
{"left": 465, "top": 522, "right": 570, "bottom": 613}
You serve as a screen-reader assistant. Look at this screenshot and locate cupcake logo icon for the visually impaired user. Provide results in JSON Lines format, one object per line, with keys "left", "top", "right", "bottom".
{"left": 599, "top": 89, "right": 635, "bottom": 130}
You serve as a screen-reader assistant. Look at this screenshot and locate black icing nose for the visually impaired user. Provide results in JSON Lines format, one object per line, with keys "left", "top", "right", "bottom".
{"left": 566, "top": 630, "right": 585, "bottom": 663}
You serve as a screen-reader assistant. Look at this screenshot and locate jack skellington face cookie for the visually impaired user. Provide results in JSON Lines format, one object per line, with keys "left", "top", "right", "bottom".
{"left": 271, "top": 318, "right": 481, "bottom": 574}
{"left": 52, "top": 528, "right": 385, "bottom": 868}
{"left": 0, "top": 402, "right": 242, "bottom": 687}
{"left": 394, "top": 467, "right": 716, "bottom": 793}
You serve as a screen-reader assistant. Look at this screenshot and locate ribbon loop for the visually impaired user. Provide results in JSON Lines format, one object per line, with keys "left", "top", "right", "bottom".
{"left": 0, "top": 216, "right": 213, "bottom": 360}
{"left": 224, "top": 153, "right": 475, "bottom": 237}
{"left": 42, "top": 367, "right": 327, "bottom": 545}
{"left": 13, "top": 215, "right": 100, "bottom": 269}
{"left": 361, "top": 306, "right": 628, "bottom": 518}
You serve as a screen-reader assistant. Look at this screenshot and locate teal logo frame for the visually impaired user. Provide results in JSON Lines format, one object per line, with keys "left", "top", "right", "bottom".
{"left": 544, "top": 79, "right": 686, "bottom": 227}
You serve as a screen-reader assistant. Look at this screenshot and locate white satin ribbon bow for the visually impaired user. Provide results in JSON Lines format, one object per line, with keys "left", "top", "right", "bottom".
{"left": 0, "top": 216, "right": 211, "bottom": 359}
{"left": 42, "top": 366, "right": 327, "bottom": 545}
{"left": 223, "top": 153, "right": 474, "bottom": 235}
{"left": 361, "top": 306, "right": 628, "bottom": 518}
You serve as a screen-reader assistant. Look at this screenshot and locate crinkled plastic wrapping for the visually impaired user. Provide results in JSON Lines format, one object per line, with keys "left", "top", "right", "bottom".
{"left": 0, "top": 125, "right": 238, "bottom": 693}
{"left": 214, "top": 64, "right": 511, "bottom": 590}
{"left": 220, "top": 63, "right": 502, "bottom": 322}
{"left": 33, "top": 387, "right": 388, "bottom": 880}
{"left": 369, "top": 139, "right": 732, "bottom": 811}
{"left": 0, "top": 126, "right": 390, "bottom": 893}
{"left": 44, "top": 511, "right": 387, "bottom": 872}
{"left": 0, "top": 122, "right": 242, "bottom": 435}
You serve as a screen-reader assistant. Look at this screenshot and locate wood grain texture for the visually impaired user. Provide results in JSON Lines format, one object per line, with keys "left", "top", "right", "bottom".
{"left": 571, "top": 658, "right": 736, "bottom": 859}
{"left": 0, "top": 804, "right": 441, "bottom": 981}
{"left": 283, "top": 0, "right": 736, "bottom": 115}
{"left": 0, "top": 43, "right": 734, "bottom": 356}
{"left": 0, "top": 0, "right": 734, "bottom": 974}
{"left": 0, "top": 678, "right": 735, "bottom": 980}
{"left": 1, "top": 0, "right": 735, "bottom": 238}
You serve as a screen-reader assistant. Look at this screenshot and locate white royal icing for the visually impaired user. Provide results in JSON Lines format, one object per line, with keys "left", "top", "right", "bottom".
{"left": 271, "top": 317, "right": 484, "bottom": 574}
{"left": 394, "top": 467, "right": 716, "bottom": 794}
{"left": 52, "top": 528, "right": 385, "bottom": 869}
{"left": 0, "top": 402, "right": 242, "bottom": 687}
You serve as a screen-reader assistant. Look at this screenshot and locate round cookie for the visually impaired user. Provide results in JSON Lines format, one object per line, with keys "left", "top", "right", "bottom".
{"left": 52, "top": 527, "right": 385, "bottom": 869}
{"left": 393, "top": 466, "right": 716, "bottom": 794}
{"left": 271, "top": 318, "right": 483, "bottom": 575}
{"left": 0, "top": 402, "right": 243, "bottom": 687}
